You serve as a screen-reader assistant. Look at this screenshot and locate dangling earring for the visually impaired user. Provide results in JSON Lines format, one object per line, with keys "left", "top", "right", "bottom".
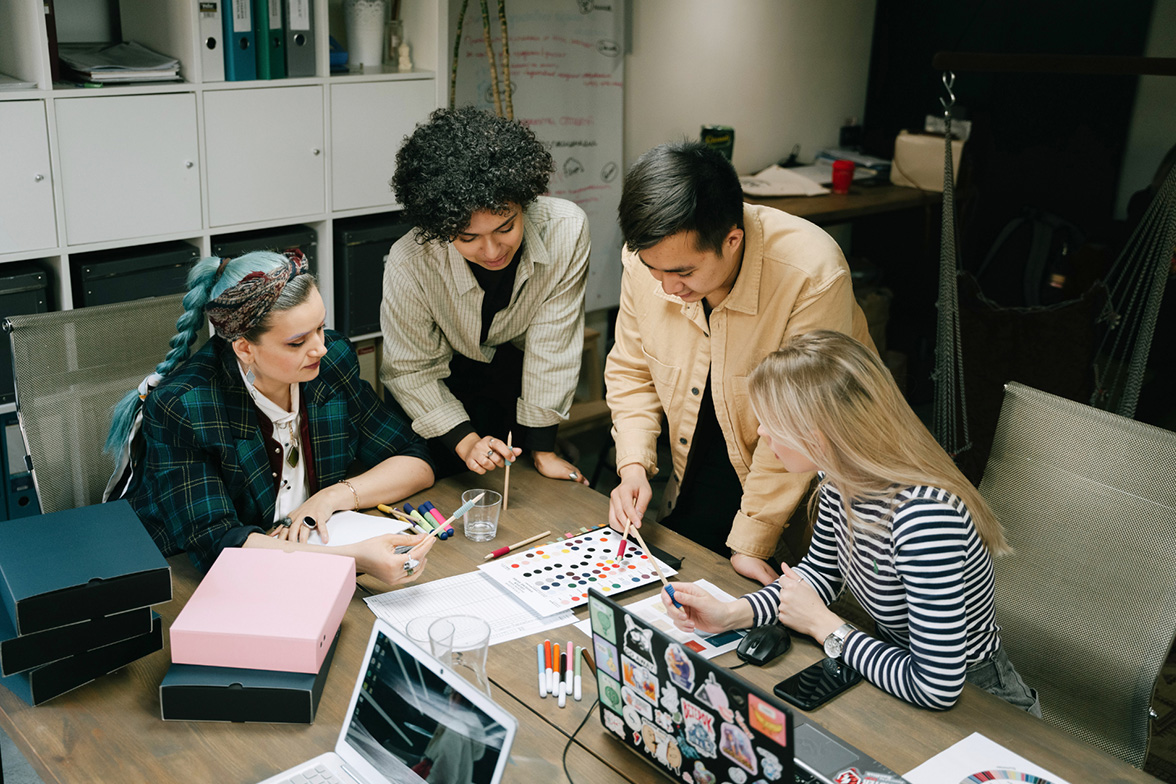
{"left": 245, "top": 365, "right": 256, "bottom": 385}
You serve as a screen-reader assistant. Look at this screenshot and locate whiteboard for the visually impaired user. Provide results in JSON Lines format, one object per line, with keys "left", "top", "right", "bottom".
{"left": 448, "top": 0, "right": 625, "bottom": 311}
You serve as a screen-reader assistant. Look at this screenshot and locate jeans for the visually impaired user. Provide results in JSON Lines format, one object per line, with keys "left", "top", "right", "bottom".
{"left": 966, "top": 645, "right": 1043, "bottom": 717}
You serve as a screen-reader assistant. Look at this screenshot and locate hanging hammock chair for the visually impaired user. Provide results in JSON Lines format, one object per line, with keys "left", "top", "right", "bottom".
{"left": 932, "top": 55, "right": 1176, "bottom": 464}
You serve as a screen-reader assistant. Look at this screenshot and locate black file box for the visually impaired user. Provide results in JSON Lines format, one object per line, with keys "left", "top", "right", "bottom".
{"left": 212, "top": 224, "right": 318, "bottom": 273}
{"left": 333, "top": 213, "right": 412, "bottom": 337}
{"left": 1, "top": 605, "right": 152, "bottom": 677}
{"left": 71, "top": 241, "right": 200, "bottom": 307}
{"left": 0, "top": 263, "right": 49, "bottom": 405}
{"left": 160, "top": 627, "right": 340, "bottom": 723}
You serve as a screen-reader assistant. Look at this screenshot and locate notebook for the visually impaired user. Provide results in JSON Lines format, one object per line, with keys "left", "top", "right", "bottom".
{"left": 257, "top": 619, "right": 517, "bottom": 784}
{"left": 587, "top": 588, "right": 910, "bottom": 784}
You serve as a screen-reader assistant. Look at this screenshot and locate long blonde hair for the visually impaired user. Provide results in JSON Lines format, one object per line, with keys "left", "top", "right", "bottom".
{"left": 749, "top": 330, "right": 1009, "bottom": 556}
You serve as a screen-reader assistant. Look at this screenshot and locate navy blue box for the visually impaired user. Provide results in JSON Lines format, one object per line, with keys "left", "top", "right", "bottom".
{"left": 1, "top": 613, "right": 163, "bottom": 706}
{"left": 160, "top": 626, "right": 340, "bottom": 723}
{"left": 0, "top": 602, "right": 152, "bottom": 677}
{"left": 0, "top": 500, "right": 171, "bottom": 635}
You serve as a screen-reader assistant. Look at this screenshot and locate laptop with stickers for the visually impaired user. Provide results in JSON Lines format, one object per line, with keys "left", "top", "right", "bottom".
{"left": 257, "top": 618, "right": 517, "bottom": 784}
{"left": 587, "top": 588, "right": 910, "bottom": 784}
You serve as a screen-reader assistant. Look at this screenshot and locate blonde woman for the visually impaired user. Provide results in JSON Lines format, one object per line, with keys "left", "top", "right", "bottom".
{"left": 664, "top": 331, "right": 1040, "bottom": 714}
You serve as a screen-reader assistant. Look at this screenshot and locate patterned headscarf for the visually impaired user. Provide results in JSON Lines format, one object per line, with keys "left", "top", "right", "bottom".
{"left": 206, "top": 249, "right": 308, "bottom": 341}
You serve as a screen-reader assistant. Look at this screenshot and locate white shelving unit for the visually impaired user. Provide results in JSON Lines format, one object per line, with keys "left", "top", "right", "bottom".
{"left": 0, "top": 0, "right": 445, "bottom": 325}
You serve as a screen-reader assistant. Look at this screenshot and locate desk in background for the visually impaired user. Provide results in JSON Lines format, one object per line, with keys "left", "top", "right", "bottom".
{"left": 0, "top": 466, "right": 1157, "bottom": 783}
{"left": 744, "top": 182, "right": 940, "bottom": 227}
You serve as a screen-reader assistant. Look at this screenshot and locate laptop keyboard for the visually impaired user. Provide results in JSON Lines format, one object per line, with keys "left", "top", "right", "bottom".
{"left": 279, "top": 764, "right": 340, "bottom": 784}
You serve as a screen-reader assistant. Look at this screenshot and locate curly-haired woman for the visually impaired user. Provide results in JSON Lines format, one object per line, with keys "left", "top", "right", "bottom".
{"left": 380, "top": 106, "right": 591, "bottom": 483}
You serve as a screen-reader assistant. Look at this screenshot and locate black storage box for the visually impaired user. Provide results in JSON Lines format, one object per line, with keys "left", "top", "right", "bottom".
{"left": 334, "top": 213, "right": 412, "bottom": 336}
{"left": 212, "top": 224, "right": 319, "bottom": 273}
{"left": 1, "top": 605, "right": 152, "bottom": 677}
{"left": 0, "top": 262, "right": 49, "bottom": 405}
{"left": 71, "top": 241, "right": 200, "bottom": 307}
{"left": 0, "top": 614, "right": 163, "bottom": 706}
{"left": 0, "top": 500, "right": 172, "bottom": 635}
{"left": 159, "top": 626, "right": 340, "bottom": 723}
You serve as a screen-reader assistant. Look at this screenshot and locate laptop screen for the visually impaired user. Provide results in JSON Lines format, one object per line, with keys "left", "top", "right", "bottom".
{"left": 587, "top": 588, "right": 796, "bottom": 784}
{"left": 341, "top": 628, "right": 511, "bottom": 783}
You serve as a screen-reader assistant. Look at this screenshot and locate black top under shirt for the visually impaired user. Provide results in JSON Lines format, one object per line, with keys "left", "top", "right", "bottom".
{"left": 660, "top": 302, "right": 744, "bottom": 555}
{"left": 437, "top": 246, "right": 558, "bottom": 454}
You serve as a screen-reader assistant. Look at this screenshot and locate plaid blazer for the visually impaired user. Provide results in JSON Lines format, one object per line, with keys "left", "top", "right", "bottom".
{"left": 129, "top": 330, "right": 430, "bottom": 572}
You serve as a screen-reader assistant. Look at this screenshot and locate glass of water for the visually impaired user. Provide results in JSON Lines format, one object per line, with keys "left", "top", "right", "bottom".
{"left": 462, "top": 489, "right": 501, "bottom": 542}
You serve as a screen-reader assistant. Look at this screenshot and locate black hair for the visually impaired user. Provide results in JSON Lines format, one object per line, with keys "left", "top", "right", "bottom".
{"left": 391, "top": 106, "right": 555, "bottom": 244}
{"left": 617, "top": 140, "right": 744, "bottom": 255}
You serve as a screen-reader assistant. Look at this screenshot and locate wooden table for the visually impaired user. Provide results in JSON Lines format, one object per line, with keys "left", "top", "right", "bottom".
{"left": 744, "top": 182, "right": 941, "bottom": 227}
{"left": 0, "top": 466, "right": 1158, "bottom": 783}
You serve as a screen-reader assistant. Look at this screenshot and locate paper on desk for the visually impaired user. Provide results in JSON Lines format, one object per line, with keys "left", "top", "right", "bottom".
{"left": 904, "top": 732, "right": 1072, "bottom": 784}
{"left": 572, "top": 579, "right": 746, "bottom": 659}
{"left": 365, "top": 571, "right": 577, "bottom": 646}
{"left": 307, "top": 510, "right": 410, "bottom": 547}
{"left": 789, "top": 162, "right": 878, "bottom": 185}
{"left": 739, "top": 164, "right": 829, "bottom": 197}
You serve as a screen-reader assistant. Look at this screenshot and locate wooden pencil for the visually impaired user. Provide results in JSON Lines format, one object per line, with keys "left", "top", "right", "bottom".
{"left": 484, "top": 530, "right": 551, "bottom": 560}
{"left": 503, "top": 430, "right": 512, "bottom": 510}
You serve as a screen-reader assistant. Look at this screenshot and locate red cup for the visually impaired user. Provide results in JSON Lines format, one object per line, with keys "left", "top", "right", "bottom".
{"left": 831, "top": 159, "right": 855, "bottom": 194}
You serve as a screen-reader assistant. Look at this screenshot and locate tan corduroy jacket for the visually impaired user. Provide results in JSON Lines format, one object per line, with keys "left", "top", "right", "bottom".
{"left": 605, "top": 203, "right": 875, "bottom": 559}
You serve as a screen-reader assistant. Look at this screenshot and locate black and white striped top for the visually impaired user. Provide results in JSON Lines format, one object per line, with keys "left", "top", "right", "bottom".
{"left": 744, "top": 482, "right": 1001, "bottom": 710}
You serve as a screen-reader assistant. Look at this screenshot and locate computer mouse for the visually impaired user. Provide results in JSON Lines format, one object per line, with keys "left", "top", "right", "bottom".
{"left": 736, "top": 624, "right": 792, "bottom": 666}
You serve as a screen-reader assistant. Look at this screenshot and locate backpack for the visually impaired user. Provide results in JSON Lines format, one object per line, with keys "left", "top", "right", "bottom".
{"left": 975, "top": 209, "right": 1086, "bottom": 307}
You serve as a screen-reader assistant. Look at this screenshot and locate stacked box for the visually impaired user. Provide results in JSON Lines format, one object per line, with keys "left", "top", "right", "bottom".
{"left": 160, "top": 548, "right": 355, "bottom": 723}
{"left": 0, "top": 501, "right": 172, "bottom": 705}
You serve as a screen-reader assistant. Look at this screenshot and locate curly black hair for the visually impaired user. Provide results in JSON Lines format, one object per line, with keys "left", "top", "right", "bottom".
{"left": 391, "top": 106, "right": 555, "bottom": 243}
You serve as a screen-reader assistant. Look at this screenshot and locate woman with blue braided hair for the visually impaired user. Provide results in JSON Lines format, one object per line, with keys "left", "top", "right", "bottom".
{"left": 106, "top": 249, "right": 436, "bottom": 586}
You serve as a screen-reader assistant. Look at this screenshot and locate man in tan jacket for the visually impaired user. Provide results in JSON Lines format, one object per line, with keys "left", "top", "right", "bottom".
{"left": 605, "top": 141, "right": 875, "bottom": 585}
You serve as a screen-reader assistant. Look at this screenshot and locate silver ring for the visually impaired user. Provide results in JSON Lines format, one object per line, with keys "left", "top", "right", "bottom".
{"left": 303, "top": 516, "right": 317, "bottom": 530}
{"left": 486, "top": 450, "right": 495, "bottom": 459}
{"left": 280, "top": 516, "right": 293, "bottom": 528}
{"left": 403, "top": 557, "right": 420, "bottom": 575}
{"left": 569, "top": 472, "right": 578, "bottom": 480}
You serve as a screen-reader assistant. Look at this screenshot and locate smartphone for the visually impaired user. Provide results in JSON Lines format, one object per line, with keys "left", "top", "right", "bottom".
{"left": 773, "top": 657, "right": 863, "bottom": 711}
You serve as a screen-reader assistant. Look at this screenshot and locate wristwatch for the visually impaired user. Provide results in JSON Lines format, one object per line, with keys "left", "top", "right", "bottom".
{"left": 823, "top": 623, "right": 857, "bottom": 659}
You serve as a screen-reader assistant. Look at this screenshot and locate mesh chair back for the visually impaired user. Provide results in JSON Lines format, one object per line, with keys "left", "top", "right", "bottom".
{"left": 981, "top": 381, "right": 1176, "bottom": 767}
{"left": 5, "top": 294, "right": 204, "bottom": 513}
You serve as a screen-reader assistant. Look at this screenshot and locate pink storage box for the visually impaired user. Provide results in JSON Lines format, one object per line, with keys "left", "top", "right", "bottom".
{"left": 170, "top": 549, "right": 355, "bottom": 674}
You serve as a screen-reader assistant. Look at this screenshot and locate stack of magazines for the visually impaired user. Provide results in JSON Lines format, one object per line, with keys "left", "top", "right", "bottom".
{"left": 58, "top": 41, "right": 179, "bottom": 84}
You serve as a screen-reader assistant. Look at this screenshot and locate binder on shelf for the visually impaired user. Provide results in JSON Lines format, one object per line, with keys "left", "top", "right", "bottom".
{"left": 198, "top": 0, "right": 225, "bottom": 82}
{"left": 0, "top": 412, "right": 38, "bottom": 522}
{"left": 284, "top": 0, "right": 315, "bottom": 78}
{"left": 222, "top": 0, "right": 257, "bottom": 81}
{"left": 253, "top": 0, "right": 286, "bottom": 79}
{"left": 0, "top": 263, "right": 48, "bottom": 406}
{"left": 44, "top": 0, "right": 61, "bottom": 83}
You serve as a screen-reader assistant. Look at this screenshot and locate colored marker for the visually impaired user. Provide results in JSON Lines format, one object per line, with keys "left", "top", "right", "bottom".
{"left": 537, "top": 643, "right": 547, "bottom": 698}
{"left": 544, "top": 639, "right": 553, "bottom": 696}
{"left": 557, "top": 651, "right": 567, "bottom": 708}
{"left": 565, "top": 645, "right": 573, "bottom": 694}
{"left": 552, "top": 643, "right": 560, "bottom": 695}
{"left": 405, "top": 504, "right": 435, "bottom": 532}
{"left": 420, "top": 501, "right": 452, "bottom": 532}
{"left": 574, "top": 645, "right": 583, "bottom": 701}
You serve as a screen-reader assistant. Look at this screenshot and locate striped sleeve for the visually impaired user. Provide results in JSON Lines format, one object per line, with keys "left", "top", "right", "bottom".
{"left": 841, "top": 499, "right": 970, "bottom": 710}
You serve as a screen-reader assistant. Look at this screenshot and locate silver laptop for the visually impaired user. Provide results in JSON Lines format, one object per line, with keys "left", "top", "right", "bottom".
{"left": 259, "top": 619, "right": 517, "bottom": 784}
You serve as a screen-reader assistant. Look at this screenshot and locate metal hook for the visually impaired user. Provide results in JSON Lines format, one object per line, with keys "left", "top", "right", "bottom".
{"left": 940, "top": 71, "right": 956, "bottom": 119}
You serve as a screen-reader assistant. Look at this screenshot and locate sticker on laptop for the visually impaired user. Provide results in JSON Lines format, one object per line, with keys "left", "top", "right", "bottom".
{"left": 694, "top": 672, "right": 732, "bottom": 720}
{"left": 757, "top": 747, "right": 783, "bottom": 781}
{"left": 689, "top": 760, "right": 717, "bottom": 784}
{"left": 622, "top": 614, "right": 656, "bottom": 669}
{"left": 660, "top": 682, "right": 681, "bottom": 714}
{"left": 603, "top": 709, "right": 625, "bottom": 738}
{"left": 834, "top": 769, "right": 861, "bottom": 784}
{"left": 665, "top": 642, "right": 695, "bottom": 691}
{"left": 593, "top": 635, "right": 619, "bottom": 680}
{"left": 682, "top": 697, "right": 718, "bottom": 758}
{"left": 622, "top": 685, "right": 654, "bottom": 719}
{"left": 747, "top": 693, "right": 788, "bottom": 745}
{"left": 588, "top": 595, "right": 617, "bottom": 643}
{"left": 720, "top": 721, "right": 758, "bottom": 775}
{"left": 621, "top": 653, "right": 660, "bottom": 704}
{"left": 597, "top": 671, "right": 623, "bottom": 714}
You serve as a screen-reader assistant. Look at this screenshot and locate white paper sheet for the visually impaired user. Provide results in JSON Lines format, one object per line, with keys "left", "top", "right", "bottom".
{"left": 307, "top": 510, "right": 410, "bottom": 547}
{"left": 573, "top": 579, "right": 746, "bottom": 659}
{"left": 904, "top": 732, "right": 1072, "bottom": 784}
{"left": 364, "top": 571, "right": 577, "bottom": 647}
{"left": 739, "top": 164, "right": 830, "bottom": 197}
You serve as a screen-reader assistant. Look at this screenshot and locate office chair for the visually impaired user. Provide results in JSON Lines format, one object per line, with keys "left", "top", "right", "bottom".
{"left": 4, "top": 293, "right": 202, "bottom": 514}
{"left": 980, "top": 381, "right": 1176, "bottom": 767}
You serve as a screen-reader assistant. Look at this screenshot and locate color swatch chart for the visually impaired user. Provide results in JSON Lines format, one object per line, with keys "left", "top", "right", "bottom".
{"left": 478, "top": 527, "right": 677, "bottom": 617}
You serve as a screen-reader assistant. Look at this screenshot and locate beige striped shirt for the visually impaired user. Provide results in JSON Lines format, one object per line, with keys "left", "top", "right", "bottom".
{"left": 380, "top": 196, "right": 590, "bottom": 439}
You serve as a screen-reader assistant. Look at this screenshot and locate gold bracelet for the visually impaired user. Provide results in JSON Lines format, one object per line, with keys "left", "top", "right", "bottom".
{"left": 339, "top": 479, "right": 360, "bottom": 511}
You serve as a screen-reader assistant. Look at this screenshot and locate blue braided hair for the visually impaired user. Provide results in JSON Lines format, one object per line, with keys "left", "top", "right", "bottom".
{"left": 104, "top": 251, "right": 317, "bottom": 460}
